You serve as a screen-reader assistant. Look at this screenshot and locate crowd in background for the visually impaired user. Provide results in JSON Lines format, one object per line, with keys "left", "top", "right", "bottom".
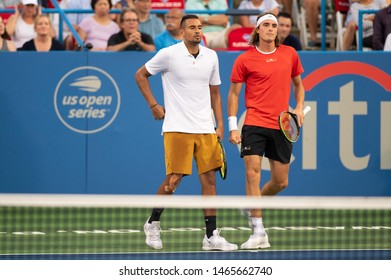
{"left": 0, "top": 0, "right": 390, "bottom": 52}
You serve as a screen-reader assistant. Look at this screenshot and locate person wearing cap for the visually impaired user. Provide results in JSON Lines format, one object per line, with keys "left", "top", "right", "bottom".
{"left": 6, "top": 0, "right": 40, "bottom": 49}
{"left": 227, "top": 12, "right": 305, "bottom": 250}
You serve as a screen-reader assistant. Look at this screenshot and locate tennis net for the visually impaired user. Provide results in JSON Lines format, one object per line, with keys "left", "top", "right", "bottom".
{"left": 0, "top": 194, "right": 390, "bottom": 260}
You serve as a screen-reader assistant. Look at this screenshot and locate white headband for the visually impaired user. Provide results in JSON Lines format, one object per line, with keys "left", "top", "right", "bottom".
{"left": 256, "top": 14, "right": 278, "bottom": 27}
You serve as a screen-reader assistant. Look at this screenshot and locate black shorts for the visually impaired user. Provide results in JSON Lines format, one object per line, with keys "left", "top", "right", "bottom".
{"left": 240, "top": 125, "right": 293, "bottom": 164}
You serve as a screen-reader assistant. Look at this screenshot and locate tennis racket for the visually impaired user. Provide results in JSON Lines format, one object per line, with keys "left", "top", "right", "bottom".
{"left": 218, "top": 138, "right": 227, "bottom": 180}
{"left": 211, "top": 109, "right": 227, "bottom": 180}
{"left": 278, "top": 105, "right": 311, "bottom": 143}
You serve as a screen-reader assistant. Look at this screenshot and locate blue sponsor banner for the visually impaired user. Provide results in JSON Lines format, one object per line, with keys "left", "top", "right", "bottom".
{"left": 0, "top": 52, "right": 390, "bottom": 196}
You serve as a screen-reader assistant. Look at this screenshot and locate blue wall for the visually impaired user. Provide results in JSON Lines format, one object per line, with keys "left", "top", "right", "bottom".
{"left": 0, "top": 51, "right": 390, "bottom": 196}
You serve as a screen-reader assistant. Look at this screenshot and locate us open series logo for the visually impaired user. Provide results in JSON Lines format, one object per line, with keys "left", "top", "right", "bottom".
{"left": 54, "top": 66, "right": 120, "bottom": 134}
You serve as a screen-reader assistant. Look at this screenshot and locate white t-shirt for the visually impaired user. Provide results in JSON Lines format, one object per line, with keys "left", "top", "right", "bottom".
{"left": 345, "top": 0, "right": 388, "bottom": 37}
{"left": 11, "top": 16, "right": 36, "bottom": 49}
{"left": 145, "top": 41, "right": 221, "bottom": 134}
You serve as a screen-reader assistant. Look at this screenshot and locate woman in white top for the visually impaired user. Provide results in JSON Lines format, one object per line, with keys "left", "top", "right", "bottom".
{"left": 343, "top": 0, "right": 388, "bottom": 50}
{"left": 238, "top": 0, "right": 280, "bottom": 27}
{"left": 6, "top": 0, "right": 56, "bottom": 49}
{"left": 5, "top": 0, "right": 38, "bottom": 49}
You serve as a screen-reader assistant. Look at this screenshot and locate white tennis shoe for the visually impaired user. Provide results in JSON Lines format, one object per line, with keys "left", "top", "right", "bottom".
{"left": 144, "top": 219, "right": 163, "bottom": 249}
{"left": 240, "top": 233, "right": 271, "bottom": 250}
{"left": 202, "top": 230, "right": 238, "bottom": 251}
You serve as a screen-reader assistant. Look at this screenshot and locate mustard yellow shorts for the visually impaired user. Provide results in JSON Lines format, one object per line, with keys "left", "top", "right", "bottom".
{"left": 163, "top": 132, "right": 223, "bottom": 175}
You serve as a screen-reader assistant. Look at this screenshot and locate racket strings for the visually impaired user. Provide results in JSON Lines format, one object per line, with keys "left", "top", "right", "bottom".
{"left": 281, "top": 113, "right": 299, "bottom": 141}
{"left": 219, "top": 141, "right": 227, "bottom": 180}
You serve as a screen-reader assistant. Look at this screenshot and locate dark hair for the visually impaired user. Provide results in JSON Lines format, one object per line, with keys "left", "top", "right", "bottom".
{"left": 180, "top": 14, "right": 199, "bottom": 29}
{"left": 250, "top": 12, "right": 280, "bottom": 47}
{"left": 91, "top": 0, "right": 113, "bottom": 10}
{"left": 119, "top": 8, "right": 138, "bottom": 22}
{"left": 1, "top": 15, "right": 8, "bottom": 39}
{"left": 277, "top": 11, "right": 294, "bottom": 26}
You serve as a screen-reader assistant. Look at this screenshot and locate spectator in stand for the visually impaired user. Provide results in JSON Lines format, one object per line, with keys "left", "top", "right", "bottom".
{"left": 154, "top": 8, "right": 206, "bottom": 50}
{"left": 238, "top": 0, "right": 280, "bottom": 27}
{"left": 277, "top": 12, "right": 302, "bottom": 50}
{"left": 280, "top": 0, "right": 292, "bottom": 15}
{"left": 59, "top": 0, "right": 92, "bottom": 50}
{"left": 6, "top": 0, "right": 54, "bottom": 49}
{"left": 113, "top": 0, "right": 135, "bottom": 9}
{"left": 20, "top": 14, "right": 64, "bottom": 51}
{"left": 303, "top": 0, "right": 320, "bottom": 47}
{"left": 134, "top": 0, "right": 164, "bottom": 39}
{"left": 343, "top": 0, "right": 388, "bottom": 50}
{"left": 111, "top": 0, "right": 135, "bottom": 23}
{"left": 185, "top": 0, "right": 240, "bottom": 49}
{"left": 107, "top": 8, "right": 155, "bottom": 51}
{"left": 154, "top": 8, "right": 184, "bottom": 50}
{"left": 77, "top": 0, "right": 120, "bottom": 51}
{"left": 372, "top": 2, "right": 391, "bottom": 50}
{"left": 0, "top": 15, "right": 16, "bottom": 52}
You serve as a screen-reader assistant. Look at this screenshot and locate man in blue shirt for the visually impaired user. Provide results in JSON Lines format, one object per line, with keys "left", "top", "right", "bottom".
{"left": 154, "top": 8, "right": 206, "bottom": 51}
{"left": 154, "top": 8, "right": 184, "bottom": 51}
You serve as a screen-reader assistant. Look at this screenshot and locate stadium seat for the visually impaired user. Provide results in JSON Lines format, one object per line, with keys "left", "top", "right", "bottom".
{"left": 336, "top": 11, "right": 347, "bottom": 51}
{"left": 335, "top": 10, "right": 371, "bottom": 51}
{"left": 227, "top": 27, "right": 253, "bottom": 51}
{"left": 335, "top": 0, "right": 350, "bottom": 51}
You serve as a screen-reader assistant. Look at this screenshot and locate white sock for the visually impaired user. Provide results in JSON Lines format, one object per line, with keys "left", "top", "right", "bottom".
{"left": 251, "top": 217, "right": 265, "bottom": 235}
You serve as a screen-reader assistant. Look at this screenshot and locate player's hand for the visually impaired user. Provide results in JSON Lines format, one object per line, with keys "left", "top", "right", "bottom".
{"left": 151, "top": 104, "right": 165, "bottom": 121}
{"left": 215, "top": 126, "right": 224, "bottom": 141}
{"left": 229, "top": 130, "right": 241, "bottom": 145}
{"left": 293, "top": 108, "right": 304, "bottom": 127}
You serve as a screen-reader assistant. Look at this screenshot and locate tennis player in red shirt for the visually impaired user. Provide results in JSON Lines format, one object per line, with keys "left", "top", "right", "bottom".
{"left": 227, "top": 12, "right": 306, "bottom": 249}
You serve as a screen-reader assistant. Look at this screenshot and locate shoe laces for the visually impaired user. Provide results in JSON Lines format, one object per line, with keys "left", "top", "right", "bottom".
{"left": 210, "top": 228, "right": 228, "bottom": 243}
{"left": 147, "top": 222, "right": 161, "bottom": 237}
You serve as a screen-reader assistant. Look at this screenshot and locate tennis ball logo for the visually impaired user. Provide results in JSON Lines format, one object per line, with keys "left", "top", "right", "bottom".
{"left": 54, "top": 66, "right": 120, "bottom": 134}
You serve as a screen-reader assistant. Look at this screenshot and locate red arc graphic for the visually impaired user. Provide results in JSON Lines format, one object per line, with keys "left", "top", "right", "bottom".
{"left": 302, "top": 61, "right": 391, "bottom": 91}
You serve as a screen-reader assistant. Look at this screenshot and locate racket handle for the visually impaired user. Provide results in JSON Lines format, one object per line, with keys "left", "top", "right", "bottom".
{"left": 303, "top": 106, "right": 311, "bottom": 116}
{"left": 211, "top": 108, "right": 217, "bottom": 129}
